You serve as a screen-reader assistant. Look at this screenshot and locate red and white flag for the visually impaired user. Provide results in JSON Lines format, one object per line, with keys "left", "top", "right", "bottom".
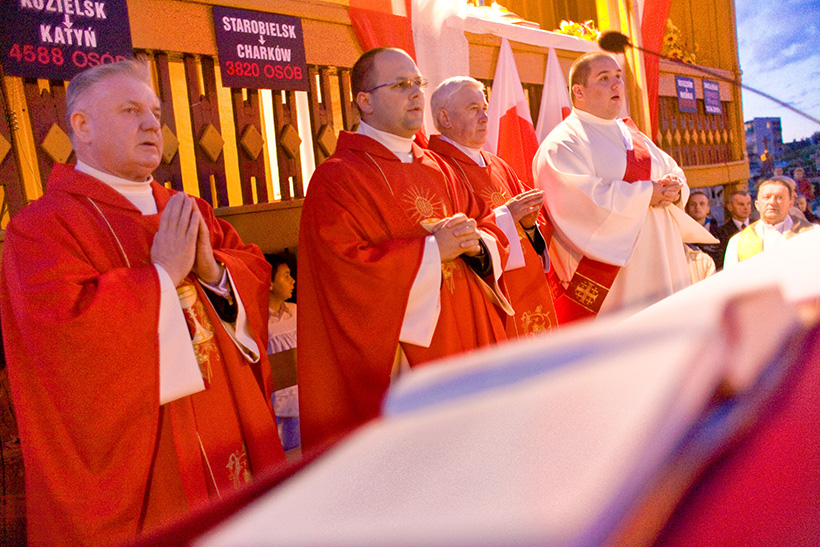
{"left": 484, "top": 38, "right": 539, "bottom": 185}
{"left": 535, "top": 47, "right": 572, "bottom": 143}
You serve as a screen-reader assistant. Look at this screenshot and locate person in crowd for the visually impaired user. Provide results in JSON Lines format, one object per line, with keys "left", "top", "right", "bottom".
{"left": 265, "top": 253, "right": 300, "bottom": 452}
{"left": 685, "top": 190, "right": 721, "bottom": 265}
{"left": 297, "top": 47, "right": 511, "bottom": 450}
{"left": 427, "top": 76, "right": 558, "bottom": 336}
{"left": 0, "top": 59, "right": 284, "bottom": 546}
{"left": 266, "top": 253, "right": 297, "bottom": 354}
{"left": 794, "top": 194, "right": 818, "bottom": 223}
{"left": 684, "top": 243, "right": 716, "bottom": 284}
{"left": 712, "top": 191, "right": 753, "bottom": 269}
{"left": 685, "top": 191, "right": 715, "bottom": 231}
{"left": 793, "top": 167, "right": 814, "bottom": 200}
{"left": 532, "top": 52, "right": 713, "bottom": 322}
{"left": 774, "top": 176, "right": 810, "bottom": 222}
{"left": 724, "top": 177, "right": 815, "bottom": 266}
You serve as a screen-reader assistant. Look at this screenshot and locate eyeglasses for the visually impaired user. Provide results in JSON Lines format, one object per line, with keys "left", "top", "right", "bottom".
{"left": 363, "top": 77, "right": 428, "bottom": 93}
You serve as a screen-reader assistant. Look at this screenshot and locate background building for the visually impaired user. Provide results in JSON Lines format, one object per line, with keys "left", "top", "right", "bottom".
{"left": 745, "top": 117, "right": 784, "bottom": 175}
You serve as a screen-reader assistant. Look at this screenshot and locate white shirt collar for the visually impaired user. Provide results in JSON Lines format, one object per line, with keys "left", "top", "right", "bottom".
{"left": 75, "top": 161, "right": 154, "bottom": 196}
{"left": 75, "top": 161, "right": 157, "bottom": 215}
{"left": 440, "top": 135, "right": 486, "bottom": 167}
{"left": 757, "top": 215, "right": 794, "bottom": 235}
{"left": 732, "top": 217, "right": 749, "bottom": 230}
{"left": 357, "top": 121, "right": 414, "bottom": 163}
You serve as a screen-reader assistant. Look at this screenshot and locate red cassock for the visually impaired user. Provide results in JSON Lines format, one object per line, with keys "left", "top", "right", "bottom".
{"left": 428, "top": 136, "right": 558, "bottom": 337}
{"left": 298, "top": 132, "right": 509, "bottom": 450}
{"left": 0, "top": 165, "right": 285, "bottom": 546}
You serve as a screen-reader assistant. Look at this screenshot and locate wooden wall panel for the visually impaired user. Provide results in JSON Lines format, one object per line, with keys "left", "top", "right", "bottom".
{"left": 22, "top": 80, "right": 72, "bottom": 190}
{"left": 271, "top": 90, "right": 304, "bottom": 201}
{"left": 152, "top": 52, "right": 185, "bottom": 191}
{"left": 337, "top": 68, "right": 358, "bottom": 132}
{"left": 658, "top": 95, "right": 735, "bottom": 168}
{"left": 232, "top": 88, "right": 268, "bottom": 205}
{"left": 0, "top": 71, "right": 25, "bottom": 217}
{"left": 307, "top": 66, "right": 337, "bottom": 166}
{"left": 184, "top": 55, "right": 228, "bottom": 207}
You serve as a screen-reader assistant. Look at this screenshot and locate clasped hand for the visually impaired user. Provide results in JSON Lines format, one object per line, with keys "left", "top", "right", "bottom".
{"left": 505, "top": 188, "right": 544, "bottom": 228}
{"left": 150, "top": 193, "right": 222, "bottom": 286}
{"left": 650, "top": 174, "right": 683, "bottom": 207}
{"left": 432, "top": 213, "right": 482, "bottom": 262}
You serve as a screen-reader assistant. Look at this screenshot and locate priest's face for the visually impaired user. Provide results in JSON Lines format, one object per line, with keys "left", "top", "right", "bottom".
{"left": 573, "top": 56, "right": 624, "bottom": 120}
{"left": 358, "top": 49, "right": 425, "bottom": 138}
{"left": 756, "top": 182, "right": 793, "bottom": 225}
{"left": 72, "top": 74, "right": 163, "bottom": 182}
{"left": 441, "top": 85, "right": 489, "bottom": 149}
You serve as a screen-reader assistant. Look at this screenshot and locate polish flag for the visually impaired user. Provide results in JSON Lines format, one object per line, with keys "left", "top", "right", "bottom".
{"left": 484, "top": 38, "right": 539, "bottom": 185}
{"left": 535, "top": 47, "right": 572, "bottom": 143}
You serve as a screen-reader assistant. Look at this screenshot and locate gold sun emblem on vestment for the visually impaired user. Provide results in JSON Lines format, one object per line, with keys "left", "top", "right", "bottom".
{"left": 403, "top": 186, "right": 447, "bottom": 232}
{"left": 483, "top": 188, "right": 508, "bottom": 209}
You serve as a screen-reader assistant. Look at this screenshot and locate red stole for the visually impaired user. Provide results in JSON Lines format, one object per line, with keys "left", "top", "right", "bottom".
{"left": 548, "top": 118, "right": 652, "bottom": 323}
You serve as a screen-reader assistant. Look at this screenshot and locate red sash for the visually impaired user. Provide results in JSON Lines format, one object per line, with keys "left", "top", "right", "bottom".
{"left": 548, "top": 118, "right": 651, "bottom": 323}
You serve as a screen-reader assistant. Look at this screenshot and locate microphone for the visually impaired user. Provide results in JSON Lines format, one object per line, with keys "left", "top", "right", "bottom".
{"left": 597, "top": 30, "right": 820, "bottom": 126}
{"left": 598, "top": 30, "right": 632, "bottom": 55}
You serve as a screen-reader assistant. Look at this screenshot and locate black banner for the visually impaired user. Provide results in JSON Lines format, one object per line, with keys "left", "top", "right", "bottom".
{"left": 212, "top": 6, "right": 308, "bottom": 91}
{"left": 0, "top": 0, "right": 133, "bottom": 81}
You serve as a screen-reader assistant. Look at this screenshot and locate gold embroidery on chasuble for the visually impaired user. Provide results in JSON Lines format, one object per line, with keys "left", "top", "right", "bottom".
{"left": 177, "top": 278, "right": 221, "bottom": 387}
{"left": 402, "top": 185, "right": 448, "bottom": 232}
{"left": 520, "top": 305, "right": 555, "bottom": 335}
{"left": 480, "top": 186, "right": 509, "bottom": 210}
{"left": 401, "top": 185, "right": 459, "bottom": 294}
{"left": 441, "top": 261, "right": 458, "bottom": 294}
{"left": 226, "top": 444, "right": 252, "bottom": 487}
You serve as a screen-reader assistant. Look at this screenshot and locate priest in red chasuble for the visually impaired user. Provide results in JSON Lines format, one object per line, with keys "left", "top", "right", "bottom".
{"left": 428, "top": 77, "right": 558, "bottom": 338}
{"left": 298, "top": 48, "right": 511, "bottom": 450}
{"left": 0, "top": 60, "right": 285, "bottom": 546}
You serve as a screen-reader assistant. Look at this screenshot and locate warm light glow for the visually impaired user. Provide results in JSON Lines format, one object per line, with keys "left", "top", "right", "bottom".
{"left": 260, "top": 90, "right": 280, "bottom": 201}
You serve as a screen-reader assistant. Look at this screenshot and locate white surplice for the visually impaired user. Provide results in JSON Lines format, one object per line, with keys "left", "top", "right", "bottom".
{"left": 533, "top": 109, "right": 697, "bottom": 315}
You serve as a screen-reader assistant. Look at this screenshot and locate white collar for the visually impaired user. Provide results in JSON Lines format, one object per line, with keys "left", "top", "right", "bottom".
{"left": 732, "top": 217, "right": 749, "bottom": 230}
{"left": 357, "top": 121, "right": 414, "bottom": 163}
{"left": 75, "top": 161, "right": 157, "bottom": 215}
{"left": 573, "top": 108, "right": 619, "bottom": 126}
{"left": 75, "top": 161, "right": 154, "bottom": 197}
{"left": 440, "top": 135, "right": 486, "bottom": 167}
{"left": 757, "top": 215, "right": 794, "bottom": 235}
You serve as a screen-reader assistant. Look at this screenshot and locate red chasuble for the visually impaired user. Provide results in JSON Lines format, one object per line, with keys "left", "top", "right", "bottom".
{"left": 0, "top": 165, "right": 285, "bottom": 546}
{"left": 428, "top": 136, "right": 558, "bottom": 337}
{"left": 298, "top": 132, "right": 509, "bottom": 449}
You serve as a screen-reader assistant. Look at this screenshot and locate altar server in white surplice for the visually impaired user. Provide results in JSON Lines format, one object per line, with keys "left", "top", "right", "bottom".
{"left": 533, "top": 52, "right": 715, "bottom": 323}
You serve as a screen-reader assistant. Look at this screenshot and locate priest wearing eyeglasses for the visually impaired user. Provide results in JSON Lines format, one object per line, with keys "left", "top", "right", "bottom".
{"left": 297, "top": 47, "right": 512, "bottom": 449}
